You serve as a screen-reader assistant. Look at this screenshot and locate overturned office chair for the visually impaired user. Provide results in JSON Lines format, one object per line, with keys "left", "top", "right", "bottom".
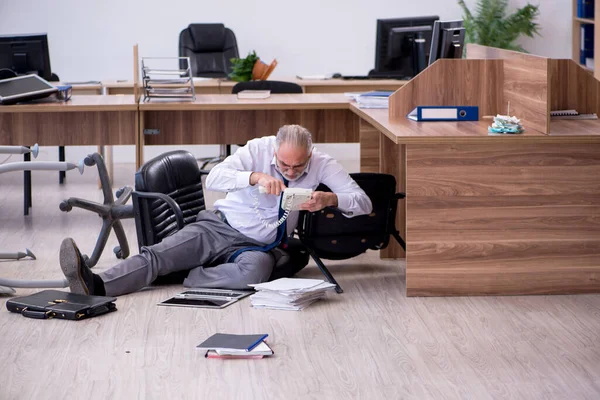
{"left": 178, "top": 23, "right": 239, "bottom": 78}
{"left": 59, "top": 153, "right": 134, "bottom": 268}
{"left": 195, "top": 80, "right": 306, "bottom": 169}
{"left": 133, "top": 150, "right": 309, "bottom": 283}
{"left": 297, "top": 173, "right": 406, "bottom": 294}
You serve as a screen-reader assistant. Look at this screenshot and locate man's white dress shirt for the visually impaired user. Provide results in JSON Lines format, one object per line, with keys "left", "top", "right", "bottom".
{"left": 205, "top": 136, "right": 373, "bottom": 244}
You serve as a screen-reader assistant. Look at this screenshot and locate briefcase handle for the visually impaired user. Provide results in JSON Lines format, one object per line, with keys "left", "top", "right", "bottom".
{"left": 21, "top": 308, "right": 54, "bottom": 320}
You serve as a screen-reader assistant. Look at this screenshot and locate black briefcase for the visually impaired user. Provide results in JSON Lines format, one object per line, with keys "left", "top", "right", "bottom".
{"left": 6, "top": 289, "right": 117, "bottom": 321}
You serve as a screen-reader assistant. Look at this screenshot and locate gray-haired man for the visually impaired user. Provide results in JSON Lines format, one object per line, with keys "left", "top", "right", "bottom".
{"left": 60, "top": 125, "right": 373, "bottom": 297}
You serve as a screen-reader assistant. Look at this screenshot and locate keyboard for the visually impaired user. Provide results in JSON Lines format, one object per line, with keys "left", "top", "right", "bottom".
{"left": 342, "top": 75, "right": 408, "bottom": 80}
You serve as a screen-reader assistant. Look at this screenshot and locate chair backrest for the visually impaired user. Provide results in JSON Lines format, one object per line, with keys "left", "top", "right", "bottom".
{"left": 132, "top": 150, "right": 206, "bottom": 249}
{"left": 178, "top": 23, "right": 239, "bottom": 78}
{"left": 231, "top": 80, "right": 303, "bottom": 94}
{"left": 297, "top": 173, "right": 401, "bottom": 260}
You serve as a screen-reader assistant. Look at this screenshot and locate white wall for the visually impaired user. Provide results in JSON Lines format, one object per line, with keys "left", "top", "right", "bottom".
{"left": 0, "top": 0, "right": 571, "bottom": 163}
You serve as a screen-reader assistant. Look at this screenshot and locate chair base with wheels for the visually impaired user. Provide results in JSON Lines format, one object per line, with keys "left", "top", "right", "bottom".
{"left": 59, "top": 153, "right": 134, "bottom": 268}
{"left": 298, "top": 173, "right": 406, "bottom": 293}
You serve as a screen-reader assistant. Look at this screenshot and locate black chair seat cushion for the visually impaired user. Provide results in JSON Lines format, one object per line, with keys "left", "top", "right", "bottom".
{"left": 299, "top": 173, "right": 398, "bottom": 259}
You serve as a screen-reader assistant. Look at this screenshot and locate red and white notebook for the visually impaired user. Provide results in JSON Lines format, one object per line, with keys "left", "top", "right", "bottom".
{"left": 204, "top": 341, "right": 274, "bottom": 359}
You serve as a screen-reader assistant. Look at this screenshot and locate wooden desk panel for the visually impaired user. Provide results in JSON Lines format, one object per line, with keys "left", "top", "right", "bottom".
{"left": 0, "top": 96, "right": 138, "bottom": 146}
{"left": 142, "top": 109, "right": 358, "bottom": 146}
{"left": 405, "top": 142, "right": 600, "bottom": 296}
{"left": 0, "top": 111, "right": 136, "bottom": 145}
{"left": 140, "top": 95, "right": 358, "bottom": 150}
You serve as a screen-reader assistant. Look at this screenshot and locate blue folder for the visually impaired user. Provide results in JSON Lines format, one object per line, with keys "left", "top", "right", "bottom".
{"left": 407, "top": 106, "right": 479, "bottom": 121}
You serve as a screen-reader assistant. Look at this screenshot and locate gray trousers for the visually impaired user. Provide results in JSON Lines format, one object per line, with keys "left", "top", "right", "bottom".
{"left": 98, "top": 210, "right": 276, "bottom": 296}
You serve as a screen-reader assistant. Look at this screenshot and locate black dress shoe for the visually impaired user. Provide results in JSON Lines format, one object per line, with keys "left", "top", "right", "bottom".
{"left": 59, "top": 238, "right": 96, "bottom": 295}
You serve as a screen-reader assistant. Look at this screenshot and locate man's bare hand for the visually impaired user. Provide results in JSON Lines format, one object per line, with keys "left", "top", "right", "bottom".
{"left": 298, "top": 191, "right": 338, "bottom": 212}
{"left": 250, "top": 172, "right": 287, "bottom": 195}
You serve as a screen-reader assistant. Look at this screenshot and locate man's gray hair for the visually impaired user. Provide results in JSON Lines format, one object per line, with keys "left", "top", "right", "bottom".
{"left": 275, "top": 125, "right": 313, "bottom": 153}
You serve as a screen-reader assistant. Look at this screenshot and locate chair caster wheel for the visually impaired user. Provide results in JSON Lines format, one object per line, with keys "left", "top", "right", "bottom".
{"left": 114, "top": 246, "right": 124, "bottom": 259}
{"left": 84, "top": 156, "right": 96, "bottom": 167}
{"left": 59, "top": 201, "right": 72, "bottom": 212}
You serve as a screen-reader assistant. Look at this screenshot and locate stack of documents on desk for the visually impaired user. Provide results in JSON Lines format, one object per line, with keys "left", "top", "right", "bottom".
{"left": 355, "top": 90, "right": 393, "bottom": 109}
{"left": 248, "top": 278, "right": 336, "bottom": 311}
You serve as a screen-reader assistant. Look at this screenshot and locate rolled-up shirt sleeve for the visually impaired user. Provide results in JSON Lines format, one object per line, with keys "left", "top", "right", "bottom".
{"left": 206, "top": 143, "right": 255, "bottom": 192}
{"left": 318, "top": 157, "right": 372, "bottom": 217}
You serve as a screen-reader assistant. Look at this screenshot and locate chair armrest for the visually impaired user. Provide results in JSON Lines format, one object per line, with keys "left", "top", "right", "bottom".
{"left": 394, "top": 192, "right": 406, "bottom": 200}
{"left": 199, "top": 169, "right": 211, "bottom": 175}
{"left": 133, "top": 191, "right": 185, "bottom": 230}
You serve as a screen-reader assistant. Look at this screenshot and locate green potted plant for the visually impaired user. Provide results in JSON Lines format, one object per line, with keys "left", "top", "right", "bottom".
{"left": 229, "top": 51, "right": 259, "bottom": 82}
{"left": 457, "top": 0, "right": 541, "bottom": 52}
{"left": 229, "top": 51, "right": 278, "bottom": 82}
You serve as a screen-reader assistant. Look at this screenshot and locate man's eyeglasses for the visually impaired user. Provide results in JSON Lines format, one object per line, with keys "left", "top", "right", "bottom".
{"left": 275, "top": 154, "right": 311, "bottom": 172}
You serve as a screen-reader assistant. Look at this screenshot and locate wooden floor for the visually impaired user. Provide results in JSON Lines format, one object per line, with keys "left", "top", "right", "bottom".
{"left": 1, "top": 159, "right": 600, "bottom": 399}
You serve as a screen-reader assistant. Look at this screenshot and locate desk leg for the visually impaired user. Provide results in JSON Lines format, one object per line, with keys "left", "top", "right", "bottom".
{"left": 136, "top": 111, "right": 144, "bottom": 170}
{"left": 380, "top": 135, "right": 406, "bottom": 259}
{"left": 23, "top": 151, "right": 31, "bottom": 216}
{"left": 59, "top": 146, "right": 66, "bottom": 184}
{"left": 97, "top": 146, "right": 114, "bottom": 189}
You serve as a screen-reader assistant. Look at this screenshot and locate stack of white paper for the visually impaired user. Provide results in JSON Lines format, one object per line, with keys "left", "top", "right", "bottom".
{"left": 248, "top": 278, "right": 336, "bottom": 311}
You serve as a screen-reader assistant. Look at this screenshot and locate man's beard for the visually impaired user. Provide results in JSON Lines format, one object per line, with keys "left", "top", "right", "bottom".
{"left": 277, "top": 166, "right": 306, "bottom": 182}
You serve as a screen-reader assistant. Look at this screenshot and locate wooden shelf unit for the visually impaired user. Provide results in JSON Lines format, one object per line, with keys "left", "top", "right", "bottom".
{"left": 572, "top": 0, "right": 599, "bottom": 78}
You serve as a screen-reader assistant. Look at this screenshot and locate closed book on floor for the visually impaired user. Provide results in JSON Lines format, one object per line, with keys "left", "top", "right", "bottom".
{"left": 196, "top": 333, "right": 268, "bottom": 352}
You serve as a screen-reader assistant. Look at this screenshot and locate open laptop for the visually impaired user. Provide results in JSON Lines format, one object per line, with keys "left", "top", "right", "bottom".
{"left": 157, "top": 288, "right": 253, "bottom": 309}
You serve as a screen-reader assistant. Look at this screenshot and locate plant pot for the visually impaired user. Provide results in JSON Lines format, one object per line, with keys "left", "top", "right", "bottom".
{"left": 252, "top": 58, "right": 278, "bottom": 80}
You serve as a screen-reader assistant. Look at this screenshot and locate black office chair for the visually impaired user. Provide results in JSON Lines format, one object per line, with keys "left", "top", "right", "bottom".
{"left": 178, "top": 23, "right": 239, "bottom": 78}
{"left": 132, "top": 150, "right": 308, "bottom": 283}
{"left": 196, "top": 80, "right": 305, "bottom": 169}
{"left": 297, "top": 173, "right": 406, "bottom": 293}
{"left": 231, "top": 80, "right": 304, "bottom": 94}
{"left": 132, "top": 150, "right": 209, "bottom": 249}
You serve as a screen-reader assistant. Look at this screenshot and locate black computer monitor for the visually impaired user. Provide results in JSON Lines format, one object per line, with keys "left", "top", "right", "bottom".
{"left": 428, "top": 20, "right": 466, "bottom": 65}
{"left": 0, "top": 33, "right": 53, "bottom": 81}
{"left": 372, "top": 16, "right": 439, "bottom": 79}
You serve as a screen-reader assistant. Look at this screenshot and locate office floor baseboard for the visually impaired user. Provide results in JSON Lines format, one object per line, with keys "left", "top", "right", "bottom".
{"left": 1, "top": 164, "right": 600, "bottom": 399}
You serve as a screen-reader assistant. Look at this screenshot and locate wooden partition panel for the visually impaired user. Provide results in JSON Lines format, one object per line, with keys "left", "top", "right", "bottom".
{"left": 0, "top": 111, "right": 137, "bottom": 145}
{"left": 389, "top": 59, "right": 503, "bottom": 119}
{"left": 466, "top": 44, "right": 550, "bottom": 134}
{"left": 142, "top": 109, "right": 359, "bottom": 145}
{"left": 549, "top": 59, "right": 600, "bottom": 115}
{"left": 405, "top": 142, "right": 600, "bottom": 296}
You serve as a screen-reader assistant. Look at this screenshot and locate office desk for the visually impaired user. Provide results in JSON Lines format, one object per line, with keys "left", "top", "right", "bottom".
{"left": 139, "top": 94, "right": 359, "bottom": 166}
{"left": 0, "top": 95, "right": 138, "bottom": 213}
{"left": 352, "top": 104, "right": 600, "bottom": 296}
{"left": 68, "top": 78, "right": 408, "bottom": 96}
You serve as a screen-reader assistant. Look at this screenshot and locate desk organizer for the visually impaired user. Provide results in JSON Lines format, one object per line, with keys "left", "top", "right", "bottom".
{"left": 141, "top": 57, "right": 196, "bottom": 102}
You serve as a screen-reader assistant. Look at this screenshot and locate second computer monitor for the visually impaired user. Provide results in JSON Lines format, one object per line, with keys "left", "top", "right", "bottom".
{"left": 428, "top": 20, "right": 466, "bottom": 65}
{"left": 373, "top": 16, "right": 439, "bottom": 79}
{"left": 0, "top": 33, "right": 53, "bottom": 81}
